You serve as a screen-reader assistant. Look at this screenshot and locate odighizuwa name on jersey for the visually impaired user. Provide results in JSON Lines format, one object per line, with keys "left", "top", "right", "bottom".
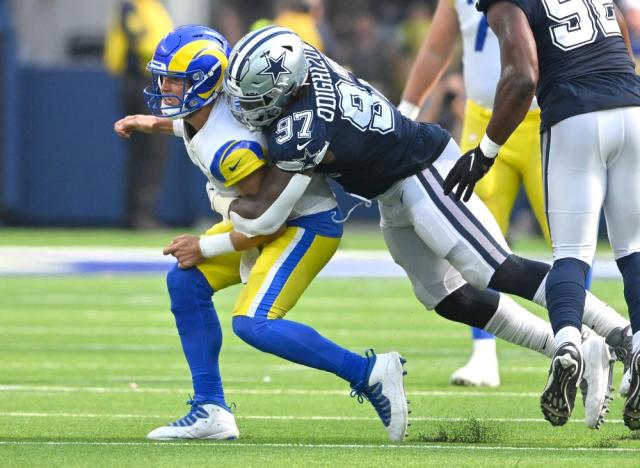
{"left": 266, "top": 45, "right": 452, "bottom": 200}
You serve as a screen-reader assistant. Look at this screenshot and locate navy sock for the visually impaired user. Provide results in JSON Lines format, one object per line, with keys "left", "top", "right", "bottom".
{"left": 617, "top": 252, "right": 640, "bottom": 333}
{"left": 232, "top": 315, "right": 369, "bottom": 387}
{"left": 545, "top": 258, "right": 590, "bottom": 334}
{"left": 585, "top": 266, "right": 593, "bottom": 290}
{"left": 167, "top": 264, "right": 226, "bottom": 408}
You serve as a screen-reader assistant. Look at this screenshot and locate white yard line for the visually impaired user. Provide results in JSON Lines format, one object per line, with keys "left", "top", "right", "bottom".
{"left": 0, "top": 411, "right": 625, "bottom": 425}
{"left": 0, "top": 440, "right": 636, "bottom": 453}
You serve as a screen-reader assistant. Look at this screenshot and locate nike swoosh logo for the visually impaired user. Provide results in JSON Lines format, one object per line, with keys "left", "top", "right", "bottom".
{"left": 297, "top": 141, "right": 312, "bottom": 151}
{"left": 229, "top": 159, "right": 241, "bottom": 171}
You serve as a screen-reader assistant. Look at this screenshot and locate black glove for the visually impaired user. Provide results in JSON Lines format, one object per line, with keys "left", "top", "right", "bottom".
{"left": 443, "top": 146, "right": 496, "bottom": 202}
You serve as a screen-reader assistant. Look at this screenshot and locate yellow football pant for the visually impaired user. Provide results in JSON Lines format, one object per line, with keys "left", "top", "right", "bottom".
{"left": 459, "top": 99, "right": 550, "bottom": 244}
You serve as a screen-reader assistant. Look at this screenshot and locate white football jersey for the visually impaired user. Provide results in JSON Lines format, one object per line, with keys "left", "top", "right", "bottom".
{"left": 173, "top": 98, "right": 337, "bottom": 219}
{"left": 454, "top": 0, "right": 537, "bottom": 110}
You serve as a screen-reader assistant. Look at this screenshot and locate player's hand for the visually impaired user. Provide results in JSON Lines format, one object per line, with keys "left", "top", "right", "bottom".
{"left": 113, "top": 115, "right": 157, "bottom": 138}
{"left": 163, "top": 234, "right": 206, "bottom": 269}
{"left": 443, "top": 146, "right": 496, "bottom": 202}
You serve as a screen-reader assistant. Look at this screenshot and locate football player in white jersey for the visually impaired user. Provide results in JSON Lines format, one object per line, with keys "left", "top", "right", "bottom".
{"left": 115, "top": 25, "right": 409, "bottom": 442}
{"left": 397, "top": 0, "right": 554, "bottom": 388}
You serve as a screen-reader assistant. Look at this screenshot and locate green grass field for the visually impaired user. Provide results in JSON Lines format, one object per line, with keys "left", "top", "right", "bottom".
{"left": 0, "top": 229, "right": 638, "bottom": 466}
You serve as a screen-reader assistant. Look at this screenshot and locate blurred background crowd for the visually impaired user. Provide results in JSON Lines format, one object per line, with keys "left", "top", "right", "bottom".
{"left": 1, "top": 0, "right": 639, "bottom": 235}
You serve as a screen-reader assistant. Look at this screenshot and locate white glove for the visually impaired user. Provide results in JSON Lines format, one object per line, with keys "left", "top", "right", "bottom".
{"left": 206, "top": 182, "right": 238, "bottom": 220}
{"left": 397, "top": 100, "right": 420, "bottom": 120}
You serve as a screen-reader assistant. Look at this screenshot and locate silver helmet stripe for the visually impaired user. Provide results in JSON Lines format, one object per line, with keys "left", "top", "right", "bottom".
{"left": 228, "top": 26, "right": 294, "bottom": 82}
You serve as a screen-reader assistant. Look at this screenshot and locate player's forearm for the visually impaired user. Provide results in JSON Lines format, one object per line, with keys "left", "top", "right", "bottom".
{"left": 229, "top": 173, "right": 310, "bottom": 236}
{"left": 149, "top": 116, "right": 175, "bottom": 135}
{"left": 401, "top": 0, "right": 458, "bottom": 106}
{"left": 486, "top": 3, "right": 538, "bottom": 145}
{"left": 229, "top": 227, "right": 284, "bottom": 250}
{"left": 616, "top": 7, "right": 635, "bottom": 62}
{"left": 485, "top": 71, "right": 535, "bottom": 144}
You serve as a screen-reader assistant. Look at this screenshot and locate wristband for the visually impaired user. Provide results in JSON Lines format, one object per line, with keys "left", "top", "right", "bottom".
{"left": 479, "top": 134, "right": 501, "bottom": 159}
{"left": 397, "top": 100, "right": 420, "bottom": 120}
{"left": 199, "top": 233, "right": 235, "bottom": 258}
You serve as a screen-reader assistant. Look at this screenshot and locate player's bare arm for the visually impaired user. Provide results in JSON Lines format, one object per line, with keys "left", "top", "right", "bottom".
{"left": 484, "top": 2, "right": 538, "bottom": 145}
{"left": 210, "top": 164, "right": 315, "bottom": 237}
{"left": 163, "top": 229, "right": 284, "bottom": 269}
{"left": 616, "top": 6, "right": 635, "bottom": 61}
{"left": 165, "top": 168, "right": 286, "bottom": 268}
{"left": 444, "top": 1, "right": 538, "bottom": 201}
{"left": 400, "top": 0, "right": 460, "bottom": 117}
{"left": 113, "top": 114, "right": 174, "bottom": 138}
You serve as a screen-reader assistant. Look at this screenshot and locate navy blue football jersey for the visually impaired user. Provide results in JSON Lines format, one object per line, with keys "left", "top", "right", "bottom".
{"left": 477, "top": 0, "right": 640, "bottom": 130}
{"left": 265, "top": 45, "right": 451, "bottom": 199}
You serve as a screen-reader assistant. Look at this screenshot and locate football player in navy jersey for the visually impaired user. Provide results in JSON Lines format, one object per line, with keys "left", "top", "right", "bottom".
{"left": 444, "top": 0, "right": 640, "bottom": 428}
{"left": 220, "top": 26, "right": 634, "bottom": 429}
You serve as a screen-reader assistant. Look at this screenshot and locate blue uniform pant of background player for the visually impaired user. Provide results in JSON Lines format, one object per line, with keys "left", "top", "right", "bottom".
{"left": 232, "top": 315, "right": 369, "bottom": 387}
{"left": 167, "top": 265, "right": 227, "bottom": 408}
{"left": 472, "top": 327, "right": 494, "bottom": 340}
{"left": 617, "top": 252, "right": 640, "bottom": 333}
{"left": 545, "top": 258, "right": 590, "bottom": 334}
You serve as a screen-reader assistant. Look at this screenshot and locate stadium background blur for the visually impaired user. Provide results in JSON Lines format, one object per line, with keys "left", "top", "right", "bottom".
{"left": 1, "top": 0, "right": 639, "bottom": 234}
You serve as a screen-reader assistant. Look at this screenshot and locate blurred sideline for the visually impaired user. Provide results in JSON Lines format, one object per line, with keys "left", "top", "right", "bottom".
{"left": 0, "top": 246, "right": 621, "bottom": 279}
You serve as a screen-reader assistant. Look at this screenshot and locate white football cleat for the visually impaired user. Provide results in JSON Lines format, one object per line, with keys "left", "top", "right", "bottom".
{"left": 147, "top": 401, "right": 239, "bottom": 440}
{"left": 451, "top": 340, "right": 500, "bottom": 388}
{"left": 581, "top": 335, "right": 615, "bottom": 429}
{"left": 623, "top": 350, "right": 640, "bottom": 430}
{"left": 621, "top": 369, "right": 631, "bottom": 397}
{"left": 541, "top": 342, "right": 583, "bottom": 427}
{"left": 605, "top": 325, "right": 632, "bottom": 397}
{"left": 351, "top": 350, "right": 409, "bottom": 442}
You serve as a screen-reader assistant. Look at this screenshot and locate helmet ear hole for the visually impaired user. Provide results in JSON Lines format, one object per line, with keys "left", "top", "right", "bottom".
{"left": 224, "top": 26, "right": 309, "bottom": 129}
{"left": 145, "top": 25, "right": 230, "bottom": 119}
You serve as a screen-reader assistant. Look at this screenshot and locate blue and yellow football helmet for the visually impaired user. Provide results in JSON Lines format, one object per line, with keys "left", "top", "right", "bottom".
{"left": 144, "top": 25, "right": 231, "bottom": 119}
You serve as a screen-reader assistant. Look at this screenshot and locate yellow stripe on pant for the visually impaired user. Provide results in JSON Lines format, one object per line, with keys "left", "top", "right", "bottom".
{"left": 233, "top": 226, "right": 340, "bottom": 319}
{"left": 459, "top": 99, "right": 550, "bottom": 244}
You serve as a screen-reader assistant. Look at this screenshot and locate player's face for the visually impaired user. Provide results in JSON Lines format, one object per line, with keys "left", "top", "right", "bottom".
{"left": 160, "top": 76, "right": 187, "bottom": 106}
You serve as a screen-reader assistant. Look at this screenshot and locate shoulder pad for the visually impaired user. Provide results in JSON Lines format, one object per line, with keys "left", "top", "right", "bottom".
{"left": 210, "top": 139, "right": 266, "bottom": 186}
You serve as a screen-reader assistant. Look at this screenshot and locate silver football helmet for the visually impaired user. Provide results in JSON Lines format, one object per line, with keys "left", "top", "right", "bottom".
{"left": 224, "top": 26, "right": 309, "bottom": 130}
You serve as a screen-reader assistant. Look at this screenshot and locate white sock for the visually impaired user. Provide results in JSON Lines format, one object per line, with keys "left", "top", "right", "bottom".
{"left": 532, "top": 274, "right": 547, "bottom": 307}
{"left": 633, "top": 331, "right": 640, "bottom": 354}
{"left": 554, "top": 325, "right": 582, "bottom": 351}
{"left": 582, "top": 291, "right": 629, "bottom": 337}
{"left": 484, "top": 294, "right": 554, "bottom": 357}
{"left": 471, "top": 338, "right": 497, "bottom": 359}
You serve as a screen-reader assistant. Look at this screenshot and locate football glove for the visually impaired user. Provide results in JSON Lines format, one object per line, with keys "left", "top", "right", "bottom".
{"left": 443, "top": 146, "right": 496, "bottom": 202}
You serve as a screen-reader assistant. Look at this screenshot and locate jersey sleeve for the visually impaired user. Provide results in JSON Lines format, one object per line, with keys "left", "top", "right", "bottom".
{"left": 209, "top": 139, "right": 266, "bottom": 187}
{"left": 172, "top": 119, "right": 184, "bottom": 138}
{"left": 267, "top": 111, "right": 330, "bottom": 173}
{"left": 475, "top": 0, "right": 534, "bottom": 19}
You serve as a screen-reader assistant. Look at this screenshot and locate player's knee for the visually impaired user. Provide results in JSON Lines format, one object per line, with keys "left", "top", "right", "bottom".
{"left": 232, "top": 315, "right": 268, "bottom": 346}
{"left": 166, "top": 264, "right": 213, "bottom": 314}
{"left": 434, "top": 284, "right": 500, "bottom": 329}
{"left": 489, "top": 254, "right": 550, "bottom": 300}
